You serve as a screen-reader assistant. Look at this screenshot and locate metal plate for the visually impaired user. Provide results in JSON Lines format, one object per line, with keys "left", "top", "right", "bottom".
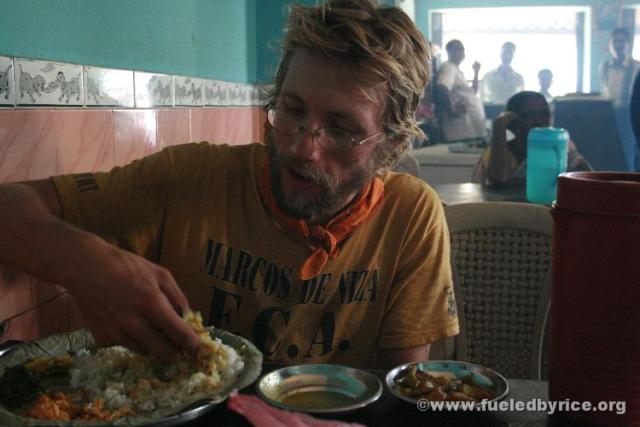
{"left": 256, "top": 364, "right": 382, "bottom": 414}
{"left": 385, "top": 360, "right": 509, "bottom": 406}
{"left": 0, "top": 328, "right": 262, "bottom": 426}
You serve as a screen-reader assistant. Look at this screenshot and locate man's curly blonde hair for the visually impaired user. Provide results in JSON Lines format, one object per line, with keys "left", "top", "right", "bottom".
{"left": 266, "top": 0, "right": 431, "bottom": 170}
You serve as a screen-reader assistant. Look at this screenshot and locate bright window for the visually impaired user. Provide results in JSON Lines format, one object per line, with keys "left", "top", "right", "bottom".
{"left": 632, "top": 7, "right": 640, "bottom": 60}
{"left": 431, "top": 7, "right": 590, "bottom": 98}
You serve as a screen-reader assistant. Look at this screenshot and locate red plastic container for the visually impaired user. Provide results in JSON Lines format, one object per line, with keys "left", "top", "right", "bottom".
{"left": 550, "top": 172, "right": 640, "bottom": 426}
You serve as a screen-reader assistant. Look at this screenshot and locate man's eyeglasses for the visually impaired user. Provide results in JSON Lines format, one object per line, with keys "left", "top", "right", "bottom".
{"left": 266, "top": 107, "right": 384, "bottom": 154}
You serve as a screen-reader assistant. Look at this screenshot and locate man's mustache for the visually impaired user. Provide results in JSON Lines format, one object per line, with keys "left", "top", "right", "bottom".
{"left": 292, "top": 163, "right": 336, "bottom": 189}
{"left": 277, "top": 154, "right": 337, "bottom": 190}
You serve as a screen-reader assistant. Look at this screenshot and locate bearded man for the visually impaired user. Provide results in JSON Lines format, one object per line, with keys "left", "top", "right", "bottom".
{"left": 0, "top": 0, "right": 458, "bottom": 368}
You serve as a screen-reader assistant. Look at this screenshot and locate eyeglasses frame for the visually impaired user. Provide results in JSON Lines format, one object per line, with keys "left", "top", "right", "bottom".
{"left": 266, "top": 107, "right": 385, "bottom": 154}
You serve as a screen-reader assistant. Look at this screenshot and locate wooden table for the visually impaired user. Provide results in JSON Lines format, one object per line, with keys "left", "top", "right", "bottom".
{"left": 413, "top": 144, "right": 482, "bottom": 185}
{"left": 432, "top": 183, "right": 527, "bottom": 205}
{"left": 192, "top": 364, "right": 558, "bottom": 427}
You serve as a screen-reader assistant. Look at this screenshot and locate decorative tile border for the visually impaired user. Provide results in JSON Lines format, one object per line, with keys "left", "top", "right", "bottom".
{"left": 16, "top": 58, "right": 83, "bottom": 106}
{"left": 0, "top": 55, "right": 267, "bottom": 108}
{"left": 134, "top": 72, "right": 173, "bottom": 107}
{"left": 0, "top": 56, "right": 15, "bottom": 105}
{"left": 174, "top": 76, "right": 205, "bottom": 106}
{"left": 85, "top": 66, "right": 134, "bottom": 107}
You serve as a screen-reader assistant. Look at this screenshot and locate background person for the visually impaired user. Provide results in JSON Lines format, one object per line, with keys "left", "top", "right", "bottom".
{"left": 472, "top": 91, "right": 591, "bottom": 184}
{"left": 599, "top": 27, "right": 640, "bottom": 170}
{"left": 538, "top": 69, "right": 554, "bottom": 103}
{"left": 434, "top": 39, "right": 486, "bottom": 142}
{"left": 0, "top": 0, "right": 458, "bottom": 369}
{"left": 481, "top": 42, "right": 525, "bottom": 104}
{"left": 599, "top": 27, "right": 640, "bottom": 108}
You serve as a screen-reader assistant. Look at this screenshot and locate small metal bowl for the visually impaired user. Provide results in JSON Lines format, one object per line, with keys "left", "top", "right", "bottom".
{"left": 385, "top": 360, "right": 509, "bottom": 406}
{"left": 256, "top": 364, "right": 382, "bottom": 414}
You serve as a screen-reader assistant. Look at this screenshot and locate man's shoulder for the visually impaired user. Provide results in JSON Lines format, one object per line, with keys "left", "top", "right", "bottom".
{"left": 163, "top": 142, "right": 264, "bottom": 176}
{"left": 484, "top": 67, "right": 499, "bottom": 77}
{"left": 438, "top": 61, "right": 458, "bottom": 75}
{"left": 166, "top": 141, "right": 263, "bottom": 156}
{"left": 381, "top": 172, "right": 442, "bottom": 209}
{"left": 164, "top": 141, "right": 263, "bottom": 163}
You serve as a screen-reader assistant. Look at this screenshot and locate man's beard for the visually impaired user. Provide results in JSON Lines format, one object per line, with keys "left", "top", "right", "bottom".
{"left": 266, "top": 131, "right": 380, "bottom": 222}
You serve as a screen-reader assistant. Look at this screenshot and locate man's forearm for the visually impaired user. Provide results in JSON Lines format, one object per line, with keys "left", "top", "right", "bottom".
{"left": 0, "top": 183, "right": 101, "bottom": 287}
{"left": 486, "top": 127, "right": 514, "bottom": 184}
{"left": 472, "top": 72, "right": 479, "bottom": 93}
{"left": 0, "top": 183, "right": 202, "bottom": 357}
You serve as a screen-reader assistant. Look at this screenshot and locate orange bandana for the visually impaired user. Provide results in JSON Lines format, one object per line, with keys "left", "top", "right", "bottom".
{"left": 258, "top": 159, "right": 384, "bottom": 281}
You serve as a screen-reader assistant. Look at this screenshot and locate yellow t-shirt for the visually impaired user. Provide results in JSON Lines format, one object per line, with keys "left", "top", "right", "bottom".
{"left": 52, "top": 142, "right": 458, "bottom": 367}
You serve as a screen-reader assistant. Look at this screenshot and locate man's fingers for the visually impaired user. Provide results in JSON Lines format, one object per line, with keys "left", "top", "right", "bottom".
{"left": 128, "top": 319, "right": 181, "bottom": 361}
{"left": 90, "top": 326, "right": 117, "bottom": 348}
{"left": 119, "top": 335, "right": 147, "bottom": 356}
{"left": 157, "top": 272, "right": 190, "bottom": 316}
{"left": 152, "top": 298, "right": 202, "bottom": 357}
{"left": 85, "top": 312, "right": 148, "bottom": 355}
{"left": 81, "top": 310, "right": 118, "bottom": 346}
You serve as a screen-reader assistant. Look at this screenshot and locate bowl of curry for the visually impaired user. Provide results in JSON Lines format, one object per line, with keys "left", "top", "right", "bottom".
{"left": 385, "top": 360, "right": 509, "bottom": 407}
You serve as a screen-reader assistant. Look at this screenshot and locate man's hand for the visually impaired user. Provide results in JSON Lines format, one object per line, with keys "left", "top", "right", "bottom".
{"left": 493, "top": 111, "right": 521, "bottom": 135}
{"left": 64, "top": 234, "right": 202, "bottom": 360}
{"left": 472, "top": 61, "right": 481, "bottom": 74}
{"left": 0, "top": 182, "right": 201, "bottom": 361}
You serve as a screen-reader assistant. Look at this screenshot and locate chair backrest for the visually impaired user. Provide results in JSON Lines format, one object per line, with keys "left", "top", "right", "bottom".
{"left": 553, "top": 97, "right": 629, "bottom": 171}
{"left": 443, "top": 202, "right": 553, "bottom": 380}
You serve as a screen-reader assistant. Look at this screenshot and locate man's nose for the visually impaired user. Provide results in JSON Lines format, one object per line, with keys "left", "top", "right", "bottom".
{"left": 288, "top": 126, "right": 322, "bottom": 161}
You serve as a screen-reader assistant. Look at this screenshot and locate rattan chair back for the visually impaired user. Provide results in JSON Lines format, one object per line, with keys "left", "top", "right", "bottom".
{"left": 443, "top": 202, "right": 553, "bottom": 380}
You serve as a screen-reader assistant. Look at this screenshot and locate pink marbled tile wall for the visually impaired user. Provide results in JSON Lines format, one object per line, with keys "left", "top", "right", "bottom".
{"left": 114, "top": 109, "right": 158, "bottom": 167}
{"left": 0, "top": 110, "right": 58, "bottom": 183}
{"left": 56, "top": 110, "right": 115, "bottom": 174}
{"left": 0, "top": 106, "right": 264, "bottom": 342}
{"left": 191, "top": 107, "right": 266, "bottom": 145}
{"left": 157, "top": 109, "right": 191, "bottom": 147}
{"left": 0, "top": 106, "right": 263, "bottom": 186}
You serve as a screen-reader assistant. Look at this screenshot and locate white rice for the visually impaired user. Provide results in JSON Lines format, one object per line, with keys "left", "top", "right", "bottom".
{"left": 68, "top": 339, "right": 243, "bottom": 413}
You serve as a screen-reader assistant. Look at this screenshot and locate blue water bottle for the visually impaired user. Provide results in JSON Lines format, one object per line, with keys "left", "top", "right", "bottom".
{"left": 526, "top": 127, "right": 569, "bottom": 204}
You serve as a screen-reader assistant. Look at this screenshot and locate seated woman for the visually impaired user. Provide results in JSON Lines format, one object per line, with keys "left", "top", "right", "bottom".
{"left": 472, "top": 91, "right": 592, "bottom": 184}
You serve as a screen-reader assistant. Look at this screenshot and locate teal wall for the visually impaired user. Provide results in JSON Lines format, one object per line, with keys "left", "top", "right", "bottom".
{"left": 5, "top": 0, "right": 629, "bottom": 87}
{"left": 255, "top": 0, "right": 316, "bottom": 83}
{"left": 0, "top": 0, "right": 255, "bottom": 82}
{"left": 415, "top": 0, "right": 640, "bottom": 92}
{"left": 256, "top": 0, "right": 290, "bottom": 84}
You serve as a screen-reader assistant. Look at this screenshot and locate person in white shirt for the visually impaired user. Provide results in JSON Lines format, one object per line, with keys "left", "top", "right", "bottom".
{"left": 599, "top": 27, "right": 640, "bottom": 107}
{"left": 538, "top": 69, "right": 554, "bottom": 103}
{"left": 481, "top": 42, "right": 525, "bottom": 104}
{"left": 435, "top": 39, "right": 486, "bottom": 142}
